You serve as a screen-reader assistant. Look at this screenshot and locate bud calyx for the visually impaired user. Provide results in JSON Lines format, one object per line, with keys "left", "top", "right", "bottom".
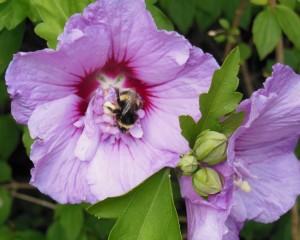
{"left": 193, "top": 130, "right": 227, "bottom": 165}
{"left": 192, "top": 167, "right": 223, "bottom": 197}
{"left": 177, "top": 151, "right": 198, "bottom": 175}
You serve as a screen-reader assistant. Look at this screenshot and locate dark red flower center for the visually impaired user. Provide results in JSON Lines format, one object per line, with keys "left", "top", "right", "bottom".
{"left": 76, "top": 59, "right": 151, "bottom": 110}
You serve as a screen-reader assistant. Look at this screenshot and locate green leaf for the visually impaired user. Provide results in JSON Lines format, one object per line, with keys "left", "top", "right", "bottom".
{"left": 22, "top": 127, "right": 34, "bottom": 156}
{"left": 87, "top": 194, "right": 132, "bottom": 219}
{"left": 171, "top": 181, "right": 182, "bottom": 209}
{"left": 0, "top": 0, "right": 29, "bottom": 31}
{"left": 0, "top": 23, "right": 25, "bottom": 75}
{"left": 279, "top": 0, "right": 296, "bottom": 9}
{"left": 0, "top": 188, "right": 12, "bottom": 224}
{"left": 159, "top": 0, "right": 195, "bottom": 33}
{"left": 253, "top": 8, "right": 281, "bottom": 60}
{"left": 30, "top": 0, "right": 94, "bottom": 49}
{"left": 0, "top": 226, "right": 14, "bottom": 240}
{"left": 15, "top": 230, "right": 45, "bottom": 240}
{"left": 251, "top": 0, "right": 268, "bottom": 5}
{"left": 284, "top": 48, "right": 300, "bottom": 70}
{"left": 219, "top": 111, "right": 245, "bottom": 137}
{"left": 198, "top": 48, "right": 241, "bottom": 130}
{"left": 214, "top": 34, "right": 227, "bottom": 43}
{"left": 26, "top": 2, "right": 42, "bottom": 23}
{"left": 275, "top": 5, "right": 300, "bottom": 49}
{"left": 270, "top": 212, "right": 292, "bottom": 240}
{"left": 0, "top": 79, "right": 9, "bottom": 108}
{"left": 84, "top": 217, "right": 115, "bottom": 240}
{"left": 0, "top": 161, "right": 12, "bottom": 182}
{"left": 146, "top": 0, "right": 158, "bottom": 4}
{"left": 46, "top": 222, "right": 67, "bottom": 240}
{"left": 240, "top": 221, "right": 274, "bottom": 240}
{"left": 239, "top": 42, "right": 252, "bottom": 61}
{"left": 0, "top": 115, "right": 20, "bottom": 160}
{"left": 55, "top": 204, "right": 84, "bottom": 240}
{"left": 194, "top": 0, "right": 222, "bottom": 31}
{"left": 219, "top": 18, "right": 230, "bottom": 30}
{"left": 221, "top": 0, "right": 240, "bottom": 21}
{"left": 180, "top": 48, "right": 242, "bottom": 148}
{"left": 179, "top": 116, "right": 197, "bottom": 148}
{"left": 146, "top": 5, "right": 174, "bottom": 31}
{"left": 195, "top": 11, "right": 218, "bottom": 32}
{"left": 193, "top": 0, "right": 222, "bottom": 14}
{"left": 239, "top": 5, "right": 252, "bottom": 30}
{"left": 87, "top": 169, "right": 181, "bottom": 240}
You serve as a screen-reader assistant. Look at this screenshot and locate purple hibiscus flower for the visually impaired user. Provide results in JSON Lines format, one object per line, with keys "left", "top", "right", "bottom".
{"left": 5, "top": 0, "right": 218, "bottom": 203}
{"left": 180, "top": 64, "right": 300, "bottom": 240}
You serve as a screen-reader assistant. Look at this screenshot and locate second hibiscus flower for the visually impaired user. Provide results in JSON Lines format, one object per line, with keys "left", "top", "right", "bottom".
{"left": 180, "top": 64, "right": 300, "bottom": 240}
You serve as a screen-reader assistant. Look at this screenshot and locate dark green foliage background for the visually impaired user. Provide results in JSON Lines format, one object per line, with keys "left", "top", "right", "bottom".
{"left": 0, "top": 0, "right": 299, "bottom": 239}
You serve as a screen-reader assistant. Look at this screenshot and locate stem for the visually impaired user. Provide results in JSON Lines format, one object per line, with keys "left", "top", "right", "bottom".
{"left": 10, "top": 191, "right": 56, "bottom": 209}
{"left": 268, "top": 0, "right": 276, "bottom": 12}
{"left": 3, "top": 181, "right": 35, "bottom": 190}
{"left": 268, "top": 0, "right": 285, "bottom": 64}
{"left": 241, "top": 63, "right": 254, "bottom": 96}
{"left": 223, "top": 0, "right": 248, "bottom": 58}
{"left": 291, "top": 202, "right": 300, "bottom": 240}
{"left": 222, "top": 0, "right": 254, "bottom": 96}
{"left": 179, "top": 216, "right": 187, "bottom": 223}
{"left": 275, "top": 38, "right": 284, "bottom": 64}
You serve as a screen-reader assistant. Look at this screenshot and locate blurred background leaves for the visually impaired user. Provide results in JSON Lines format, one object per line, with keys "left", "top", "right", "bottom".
{"left": 0, "top": 0, "right": 300, "bottom": 239}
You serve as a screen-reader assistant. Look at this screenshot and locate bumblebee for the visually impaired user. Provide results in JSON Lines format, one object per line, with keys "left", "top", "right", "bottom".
{"left": 104, "top": 88, "right": 143, "bottom": 133}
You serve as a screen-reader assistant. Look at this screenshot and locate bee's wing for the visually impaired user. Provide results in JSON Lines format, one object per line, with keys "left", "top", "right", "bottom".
{"left": 121, "top": 91, "right": 137, "bottom": 116}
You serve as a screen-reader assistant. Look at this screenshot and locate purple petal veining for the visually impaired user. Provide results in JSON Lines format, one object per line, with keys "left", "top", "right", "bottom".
{"left": 5, "top": 0, "right": 218, "bottom": 203}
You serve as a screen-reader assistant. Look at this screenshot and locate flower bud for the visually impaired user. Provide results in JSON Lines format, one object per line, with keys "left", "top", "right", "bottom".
{"left": 177, "top": 152, "right": 199, "bottom": 175}
{"left": 192, "top": 167, "right": 223, "bottom": 197}
{"left": 193, "top": 130, "right": 227, "bottom": 165}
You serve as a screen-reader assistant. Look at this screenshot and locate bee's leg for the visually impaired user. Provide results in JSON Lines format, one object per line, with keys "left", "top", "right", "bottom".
{"left": 119, "top": 127, "right": 129, "bottom": 133}
{"left": 109, "top": 108, "right": 120, "bottom": 114}
{"left": 115, "top": 87, "right": 121, "bottom": 105}
{"left": 112, "top": 109, "right": 121, "bottom": 114}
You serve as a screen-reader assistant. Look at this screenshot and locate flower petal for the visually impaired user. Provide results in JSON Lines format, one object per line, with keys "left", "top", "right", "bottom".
{"left": 60, "top": 0, "right": 191, "bottom": 83}
{"left": 185, "top": 199, "right": 231, "bottom": 240}
{"left": 230, "top": 137, "right": 300, "bottom": 223}
{"left": 87, "top": 139, "right": 177, "bottom": 200}
{"left": 142, "top": 47, "right": 218, "bottom": 153}
{"left": 231, "top": 64, "right": 300, "bottom": 151}
{"left": 6, "top": 25, "right": 110, "bottom": 124}
{"left": 223, "top": 217, "right": 243, "bottom": 240}
{"left": 28, "top": 95, "right": 97, "bottom": 203}
{"left": 228, "top": 64, "right": 300, "bottom": 222}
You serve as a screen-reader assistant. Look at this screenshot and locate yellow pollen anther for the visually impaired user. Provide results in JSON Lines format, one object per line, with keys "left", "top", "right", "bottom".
{"left": 234, "top": 180, "right": 252, "bottom": 192}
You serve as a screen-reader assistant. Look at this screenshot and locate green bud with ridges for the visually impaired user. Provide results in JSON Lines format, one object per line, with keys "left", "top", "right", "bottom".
{"left": 192, "top": 167, "right": 223, "bottom": 197}
{"left": 193, "top": 130, "right": 227, "bottom": 165}
{"left": 177, "top": 151, "right": 199, "bottom": 176}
